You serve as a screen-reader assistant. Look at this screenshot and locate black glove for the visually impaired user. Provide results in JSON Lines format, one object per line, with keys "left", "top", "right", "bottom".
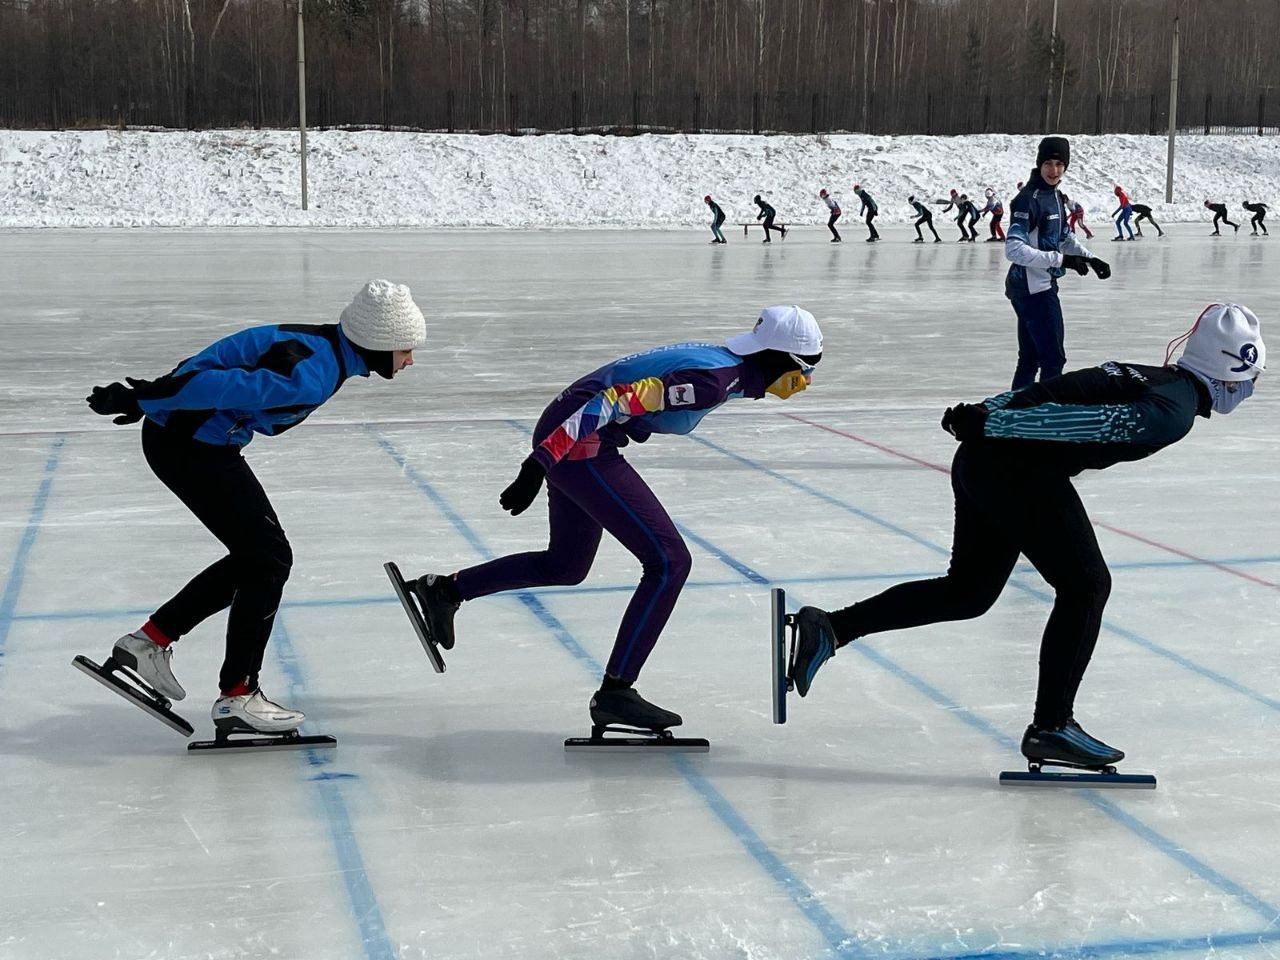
{"left": 86, "top": 378, "right": 147, "bottom": 425}
{"left": 499, "top": 456, "right": 547, "bottom": 516}
{"left": 1087, "top": 257, "right": 1112, "bottom": 280}
{"left": 1061, "top": 254, "right": 1089, "bottom": 276}
{"left": 940, "top": 403, "right": 989, "bottom": 442}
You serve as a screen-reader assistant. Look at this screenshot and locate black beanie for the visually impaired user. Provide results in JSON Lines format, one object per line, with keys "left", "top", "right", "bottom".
{"left": 1036, "top": 136, "right": 1070, "bottom": 170}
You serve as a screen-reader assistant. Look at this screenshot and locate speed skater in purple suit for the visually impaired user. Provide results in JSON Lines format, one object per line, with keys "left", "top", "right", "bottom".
{"left": 395, "top": 305, "right": 824, "bottom": 732}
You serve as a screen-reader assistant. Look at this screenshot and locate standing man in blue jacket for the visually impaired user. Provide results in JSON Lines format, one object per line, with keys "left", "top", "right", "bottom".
{"left": 392, "top": 306, "right": 822, "bottom": 734}
{"left": 785, "top": 303, "right": 1265, "bottom": 771}
{"left": 1005, "top": 137, "right": 1111, "bottom": 390}
{"left": 85, "top": 280, "right": 426, "bottom": 735}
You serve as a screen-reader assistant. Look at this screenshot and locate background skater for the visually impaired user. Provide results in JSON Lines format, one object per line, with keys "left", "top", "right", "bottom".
{"left": 854, "top": 184, "right": 880, "bottom": 241}
{"left": 786, "top": 303, "right": 1265, "bottom": 774}
{"left": 1244, "top": 200, "right": 1268, "bottom": 236}
{"left": 909, "top": 195, "right": 942, "bottom": 242}
{"left": 754, "top": 194, "right": 786, "bottom": 242}
{"left": 1131, "top": 202, "right": 1164, "bottom": 238}
{"left": 393, "top": 306, "right": 823, "bottom": 740}
{"left": 82, "top": 280, "right": 424, "bottom": 738}
{"left": 1205, "top": 199, "right": 1239, "bottom": 235}
{"left": 704, "top": 194, "right": 727, "bottom": 243}
{"left": 820, "top": 189, "right": 842, "bottom": 242}
{"left": 1004, "top": 136, "right": 1110, "bottom": 390}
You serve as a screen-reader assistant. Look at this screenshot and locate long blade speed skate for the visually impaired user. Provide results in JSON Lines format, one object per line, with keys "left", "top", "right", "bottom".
{"left": 72, "top": 654, "right": 195, "bottom": 737}
{"left": 566, "top": 685, "right": 709, "bottom": 752}
{"left": 564, "top": 727, "right": 710, "bottom": 752}
{"left": 384, "top": 560, "right": 445, "bottom": 673}
{"left": 1001, "top": 722, "right": 1156, "bottom": 788}
{"left": 771, "top": 587, "right": 792, "bottom": 724}
{"left": 188, "top": 720, "right": 337, "bottom": 754}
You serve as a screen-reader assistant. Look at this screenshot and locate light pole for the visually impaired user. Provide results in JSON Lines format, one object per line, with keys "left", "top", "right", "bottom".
{"left": 1165, "top": 15, "right": 1179, "bottom": 203}
{"left": 1044, "top": 0, "right": 1059, "bottom": 131}
{"left": 296, "top": 0, "right": 308, "bottom": 210}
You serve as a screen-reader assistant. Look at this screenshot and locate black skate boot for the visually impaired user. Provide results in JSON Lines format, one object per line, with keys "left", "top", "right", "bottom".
{"left": 1020, "top": 720, "right": 1124, "bottom": 771}
{"left": 589, "top": 686, "right": 682, "bottom": 732}
{"left": 411, "top": 574, "right": 461, "bottom": 650}
{"left": 788, "top": 606, "right": 838, "bottom": 698}
{"left": 566, "top": 684, "right": 707, "bottom": 752}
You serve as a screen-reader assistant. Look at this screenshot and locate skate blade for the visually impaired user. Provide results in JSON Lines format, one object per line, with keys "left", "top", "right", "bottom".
{"left": 384, "top": 560, "right": 445, "bottom": 673}
{"left": 189, "top": 733, "right": 337, "bottom": 754}
{"left": 771, "top": 587, "right": 790, "bottom": 724}
{"left": 565, "top": 734, "right": 709, "bottom": 753}
{"left": 999, "top": 769, "right": 1156, "bottom": 789}
{"left": 72, "top": 655, "right": 194, "bottom": 738}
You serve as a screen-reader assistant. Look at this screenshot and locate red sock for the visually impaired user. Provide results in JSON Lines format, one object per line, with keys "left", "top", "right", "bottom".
{"left": 140, "top": 620, "right": 173, "bottom": 648}
{"left": 221, "top": 681, "right": 252, "bottom": 698}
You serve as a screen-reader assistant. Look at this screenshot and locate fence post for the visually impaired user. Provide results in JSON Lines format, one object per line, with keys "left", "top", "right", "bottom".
{"left": 752, "top": 92, "right": 760, "bottom": 134}
{"left": 982, "top": 93, "right": 990, "bottom": 133}
{"left": 1095, "top": 93, "right": 1102, "bottom": 134}
{"left": 509, "top": 91, "right": 517, "bottom": 135}
{"left": 446, "top": 89, "right": 454, "bottom": 133}
{"left": 571, "top": 90, "right": 580, "bottom": 134}
{"left": 1149, "top": 93, "right": 1156, "bottom": 135}
{"left": 632, "top": 90, "right": 639, "bottom": 133}
{"left": 1204, "top": 91, "right": 1211, "bottom": 134}
{"left": 926, "top": 92, "right": 932, "bottom": 135}
{"left": 810, "top": 92, "right": 819, "bottom": 134}
{"left": 693, "top": 92, "right": 700, "bottom": 133}
{"left": 867, "top": 92, "right": 874, "bottom": 135}
{"left": 1040, "top": 95, "right": 1048, "bottom": 131}
{"left": 1259, "top": 92, "right": 1265, "bottom": 136}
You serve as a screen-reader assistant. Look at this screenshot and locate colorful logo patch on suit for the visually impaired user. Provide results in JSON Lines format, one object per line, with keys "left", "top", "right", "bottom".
{"left": 668, "top": 384, "right": 695, "bottom": 406}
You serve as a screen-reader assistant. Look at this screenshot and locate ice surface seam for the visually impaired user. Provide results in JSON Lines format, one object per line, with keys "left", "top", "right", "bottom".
{"left": 0, "top": 433, "right": 66, "bottom": 678}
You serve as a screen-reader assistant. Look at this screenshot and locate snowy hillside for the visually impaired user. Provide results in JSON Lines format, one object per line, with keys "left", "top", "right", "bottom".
{"left": 0, "top": 128, "right": 1273, "bottom": 229}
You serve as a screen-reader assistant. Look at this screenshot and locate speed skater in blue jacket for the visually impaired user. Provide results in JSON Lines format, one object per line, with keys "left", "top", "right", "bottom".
{"left": 84, "top": 280, "right": 425, "bottom": 736}
{"left": 786, "top": 303, "right": 1265, "bottom": 773}
{"left": 1005, "top": 136, "right": 1111, "bottom": 390}
{"left": 394, "top": 306, "right": 824, "bottom": 734}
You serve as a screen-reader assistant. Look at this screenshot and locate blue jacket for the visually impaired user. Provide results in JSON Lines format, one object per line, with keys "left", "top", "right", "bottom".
{"left": 136, "top": 324, "right": 369, "bottom": 447}
{"left": 1005, "top": 172, "right": 1091, "bottom": 296}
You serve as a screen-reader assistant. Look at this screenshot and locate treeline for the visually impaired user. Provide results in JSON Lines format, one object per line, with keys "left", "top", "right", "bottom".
{"left": 1, "top": 0, "right": 1277, "bottom": 135}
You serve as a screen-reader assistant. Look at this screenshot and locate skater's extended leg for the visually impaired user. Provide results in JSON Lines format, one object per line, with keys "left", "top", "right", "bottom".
{"left": 793, "top": 445, "right": 1019, "bottom": 696}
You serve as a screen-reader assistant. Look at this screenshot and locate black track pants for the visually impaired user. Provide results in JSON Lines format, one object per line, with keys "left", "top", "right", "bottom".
{"left": 142, "top": 419, "right": 293, "bottom": 693}
{"left": 827, "top": 442, "right": 1111, "bottom": 727}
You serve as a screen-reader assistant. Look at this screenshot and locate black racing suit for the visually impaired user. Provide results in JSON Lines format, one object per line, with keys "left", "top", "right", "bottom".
{"left": 1244, "top": 201, "right": 1268, "bottom": 235}
{"left": 1207, "top": 202, "right": 1238, "bottom": 234}
{"left": 825, "top": 361, "right": 1211, "bottom": 727}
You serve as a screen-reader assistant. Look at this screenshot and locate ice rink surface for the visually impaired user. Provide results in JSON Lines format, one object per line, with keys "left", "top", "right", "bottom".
{"left": 1, "top": 225, "right": 1278, "bottom": 960}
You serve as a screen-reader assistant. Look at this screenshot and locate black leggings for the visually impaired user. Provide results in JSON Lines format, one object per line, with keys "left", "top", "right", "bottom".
{"left": 1251, "top": 210, "right": 1268, "bottom": 234}
{"left": 827, "top": 211, "right": 842, "bottom": 240}
{"left": 142, "top": 419, "right": 293, "bottom": 693}
{"left": 864, "top": 210, "right": 880, "bottom": 239}
{"left": 827, "top": 442, "right": 1111, "bottom": 727}
{"left": 914, "top": 214, "right": 940, "bottom": 240}
{"left": 1213, "top": 211, "right": 1238, "bottom": 232}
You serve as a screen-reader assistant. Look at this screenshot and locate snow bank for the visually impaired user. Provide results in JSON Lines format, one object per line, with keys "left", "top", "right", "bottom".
{"left": 0, "top": 128, "right": 1273, "bottom": 228}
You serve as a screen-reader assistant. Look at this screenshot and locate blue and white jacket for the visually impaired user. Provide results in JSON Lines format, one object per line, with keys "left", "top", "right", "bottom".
{"left": 1005, "top": 171, "right": 1091, "bottom": 296}
{"left": 135, "top": 324, "right": 369, "bottom": 447}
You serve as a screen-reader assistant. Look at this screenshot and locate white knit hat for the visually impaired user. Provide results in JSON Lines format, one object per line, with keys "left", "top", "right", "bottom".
{"left": 339, "top": 280, "right": 427, "bottom": 351}
{"left": 1174, "top": 303, "right": 1265, "bottom": 382}
{"left": 726, "top": 305, "right": 823, "bottom": 356}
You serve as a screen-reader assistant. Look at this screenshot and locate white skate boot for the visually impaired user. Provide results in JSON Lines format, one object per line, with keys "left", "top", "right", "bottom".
{"left": 211, "top": 689, "right": 304, "bottom": 734}
{"left": 111, "top": 630, "right": 186, "bottom": 701}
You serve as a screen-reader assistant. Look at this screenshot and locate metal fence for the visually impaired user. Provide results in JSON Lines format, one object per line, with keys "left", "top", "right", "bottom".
{"left": 1, "top": 86, "right": 1277, "bottom": 136}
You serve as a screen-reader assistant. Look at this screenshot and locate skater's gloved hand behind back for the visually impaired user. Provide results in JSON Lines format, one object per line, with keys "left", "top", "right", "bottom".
{"left": 941, "top": 403, "right": 988, "bottom": 442}
{"left": 86, "top": 377, "right": 149, "bottom": 425}
{"left": 500, "top": 456, "right": 547, "bottom": 515}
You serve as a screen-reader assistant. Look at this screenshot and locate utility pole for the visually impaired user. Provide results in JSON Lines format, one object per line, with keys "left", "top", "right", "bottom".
{"left": 297, "top": 0, "right": 308, "bottom": 210}
{"left": 1165, "top": 15, "right": 1179, "bottom": 203}
{"left": 1044, "top": 0, "right": 1059, "bottom": 131}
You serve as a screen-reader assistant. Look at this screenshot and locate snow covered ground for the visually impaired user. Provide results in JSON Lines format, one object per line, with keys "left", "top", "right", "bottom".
{"left": 0, "top": 129, "right": 1275, "bottom": 229}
